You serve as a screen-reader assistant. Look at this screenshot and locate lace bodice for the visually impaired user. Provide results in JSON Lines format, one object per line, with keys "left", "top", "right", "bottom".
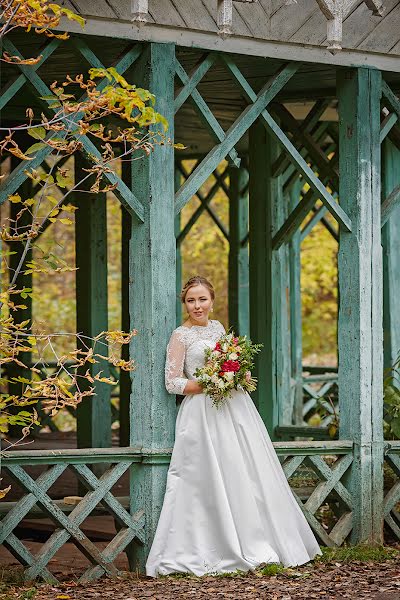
{"left": 165, "top": 320, "right": 226, "bottom": 395}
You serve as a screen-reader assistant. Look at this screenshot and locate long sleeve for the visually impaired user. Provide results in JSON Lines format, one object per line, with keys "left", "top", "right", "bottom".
{"left": 165, "top": 330, "right": 189, "bottom": 395}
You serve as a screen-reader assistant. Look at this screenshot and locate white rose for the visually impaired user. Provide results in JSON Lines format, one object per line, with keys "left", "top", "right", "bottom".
{"left": 212, "top": 350, "right": 221, "bottom": 358}
{"left": 211, "top": 374, "right": 219, "bottom": 384}
{"left": 224, "top": 371, "right": 234, "bottom": 381}
{"left": 229, "top": 353, "right": 238, "bottom": 360}
{"left": 222, "top": 343, "right": 229, "bottom": 352}
{"left": 218, "top": 379, "right": 226, "bottom": 389}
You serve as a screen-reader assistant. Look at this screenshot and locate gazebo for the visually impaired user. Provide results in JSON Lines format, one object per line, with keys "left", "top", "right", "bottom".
{"left": 1, "top": 0, "right": 400, "bottom": 582}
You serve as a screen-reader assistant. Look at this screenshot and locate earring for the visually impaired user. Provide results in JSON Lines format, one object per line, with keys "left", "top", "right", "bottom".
{"left": 211, "top": 306, "right": 214, "bottom": 312}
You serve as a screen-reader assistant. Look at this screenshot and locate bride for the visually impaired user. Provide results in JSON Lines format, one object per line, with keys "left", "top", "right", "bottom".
{"left": 146, "top": 276, "right": 321, "bottom": 577}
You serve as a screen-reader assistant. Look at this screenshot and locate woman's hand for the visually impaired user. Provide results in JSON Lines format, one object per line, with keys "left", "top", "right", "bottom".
{"left": 183, "top": 380, "right": 204, "bottom": 395}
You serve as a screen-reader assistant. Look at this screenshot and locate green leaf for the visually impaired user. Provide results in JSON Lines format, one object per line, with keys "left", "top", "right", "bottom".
{"left": 27, "top": 127, "right": 46, "bottom": 140}
{"left": 25, "top": 142, "right": 47, "bottom": 155}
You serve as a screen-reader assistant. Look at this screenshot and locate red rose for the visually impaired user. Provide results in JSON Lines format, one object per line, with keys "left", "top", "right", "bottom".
{"left": 214, "top": 342, "right": 222, "bottom": 351}
{"left": 221, "top": 360, "right": 240, "bottom": 373}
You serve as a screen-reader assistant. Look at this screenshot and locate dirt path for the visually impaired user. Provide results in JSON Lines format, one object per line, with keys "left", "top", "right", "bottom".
{"left": 2, "top": 556, "right": 400, "bottom": 600}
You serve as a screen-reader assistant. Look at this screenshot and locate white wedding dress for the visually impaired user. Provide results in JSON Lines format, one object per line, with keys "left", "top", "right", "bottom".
{"left": 146, "top": 320, "right": 321, "bottom": 577}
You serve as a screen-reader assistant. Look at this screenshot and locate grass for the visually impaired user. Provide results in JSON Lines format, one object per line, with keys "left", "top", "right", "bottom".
{"left": 316, "top": 544, "right": 399, "bottom": 563}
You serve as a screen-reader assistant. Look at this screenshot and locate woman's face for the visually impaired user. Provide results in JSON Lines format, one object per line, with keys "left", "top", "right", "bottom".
{"left": 184, "top": 284, "right": 213, "bottom": 325}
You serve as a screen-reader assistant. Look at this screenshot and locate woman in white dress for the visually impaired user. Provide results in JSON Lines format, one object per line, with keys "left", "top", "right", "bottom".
{"left": 146, "top": 276, "right": 321, "bottom": 577}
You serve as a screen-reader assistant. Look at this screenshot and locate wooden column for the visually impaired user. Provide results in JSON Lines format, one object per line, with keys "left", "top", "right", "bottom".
{"left": 229, "top": 163, "right": 249, "bottom": 336}
{"left": 289, "top": 182, "right": 303, "bottom": 425}
{"left": 175, "top": 166, "right": 182, "bottom": 327}
{"left": 337, "top": 67, "right": 383, "bottom": 543}
{"left": 119, "top": 198, "right": 131, "bottom": 447}
{"left": 128, "top": 43, "right": 176, "bottom": 572}
{"left": 382, "top": 139, "right": 400, "bottom": 371}
{"left": 75, "top": 155, "right": 111, "bottom": 450}
{"left": 249, "top": 122, "right": 286, "bottom": 437}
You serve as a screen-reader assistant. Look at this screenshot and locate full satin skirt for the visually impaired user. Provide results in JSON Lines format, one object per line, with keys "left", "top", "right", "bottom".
{"left": 146, "top": 389, "right": 321, "bottom": 577}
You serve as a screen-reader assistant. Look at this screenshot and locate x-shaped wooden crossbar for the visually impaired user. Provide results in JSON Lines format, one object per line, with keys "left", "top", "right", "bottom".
{"left": 0, "top": 39, "right": 145, "bottom": 222}
{"left": 2, "top": 461, "right": 144, "bottom": 582}
{"left": 282, "top": 452, "right": 353, "bottom": 546}
{"left": 383, "top": 452, "right": 400, "bottom": 539}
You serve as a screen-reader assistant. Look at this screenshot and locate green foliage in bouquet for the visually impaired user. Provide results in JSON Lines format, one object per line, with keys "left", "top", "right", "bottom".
{"left": 194, "top": 331, "right": 262, "bottom": 408}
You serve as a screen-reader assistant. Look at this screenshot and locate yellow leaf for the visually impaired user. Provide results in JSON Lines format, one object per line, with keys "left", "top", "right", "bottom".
{"left": 59, "top": 218, "right": 73, "bottom": 225}
{"left": 0, "top": 486, "right": 11, "bottom": 500}
{"left": 9, "top": 193, "right": 22, "bottom": 204}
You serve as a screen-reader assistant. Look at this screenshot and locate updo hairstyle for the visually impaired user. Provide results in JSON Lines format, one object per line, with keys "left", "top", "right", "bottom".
{"left": 180, "top": 276, "right": 215, "bottom": 304}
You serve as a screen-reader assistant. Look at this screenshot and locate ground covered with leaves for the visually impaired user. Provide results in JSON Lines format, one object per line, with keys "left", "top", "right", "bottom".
{"left": 1, "top": 547, "right": 400, "bottom": 600}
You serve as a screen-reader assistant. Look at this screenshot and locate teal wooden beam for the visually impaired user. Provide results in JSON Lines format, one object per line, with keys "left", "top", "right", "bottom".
{"left": 289, "top": 182, "right": 304, "bottom": 425}
{"left": 382, "top": 81, "right": 400, "bottom": 122}
{"left": 272, "top": 186, "right": 317, "bottom": 249}
{"left": 282, "top": 122, "right": 330, "bottom": 191}
{"left": 119, "top": 188, "right": 131, "bottom": 447}
{"left": 249, "top": 122, "right": 280, "bottom": 437}
{"left": 381, "top": 183, "right": 400, "bottom": 227}
{"left": 221, "top": 56, "right": 351, "bottom": 233}
{"left": 7, "top": 172, "right": 33, "bottom": 436}
{"left": 127, "top": 43, "right": 176, "bottom": 574}
{"left": 228, "top": 164, "right": 249, "bottom": 337}
{"left": 0, "top": 39, "right": 144, "bottom": 222}
{"left": 175, "top": 62, "right": 299, "bottom": 216}
{"left": 273, "top": 99, "right": 331, "bottom": 178}
{"left": 175, "top": 166, "right": 182, "bottom": 327}
{"left": 300, "top": 204, "right": 328, "bottom": 242}
{"left": 0, "top": 38, "right": 61, "bottom": 110}
{"left": 337, "top": 67, "right": 383, "bottom": 544}
{"left": 75, "top": 155, "right": 112, "bottom": 451}
{"left": 174, "top": 53, "right": 216, "bottom": 111}
{"left": 272, "top": 103, "right": 339, "bottom": 189}
{"left": 176, "top": 165, "right": 229, "bottom": 243}
{"left": 174, "top": 60, "right": 240, "bottom": 168}
{"left": 380, "top": 112, "right": 398, "bottom": 144}
{"left": 382, "top": 139, "right": 400, "bottom": 372}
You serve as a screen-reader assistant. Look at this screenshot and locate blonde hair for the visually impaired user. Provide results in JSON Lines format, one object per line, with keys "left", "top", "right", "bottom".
{"left": 180, "top": 276, "right": 215, "bottom": 303}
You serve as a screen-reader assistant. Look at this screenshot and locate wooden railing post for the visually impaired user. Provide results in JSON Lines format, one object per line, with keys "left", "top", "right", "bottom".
{"left": 75, "top": 155, "right": 112, "bottom": 451}
{"left": 382, "top": 139, "right": 400, "bottom": 372}
{"left": 228, "top": 163, "right": 249, "bottom": 336}
{"left": 337, "top": 67, "right": 383, "bottom": 543}
{"left": 249, "top": 122, "right": 290, "bottom": 436}
{"left": 127, "top": 42, "right": 176, "bottom": 573}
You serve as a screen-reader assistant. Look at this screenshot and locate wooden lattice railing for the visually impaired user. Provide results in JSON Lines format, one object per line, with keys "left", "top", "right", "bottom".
{"left": 384, "top": 441, "right": 400, "bottom": 541}
{"left": 0, "top": 441, "right": 355, "bottom": 582}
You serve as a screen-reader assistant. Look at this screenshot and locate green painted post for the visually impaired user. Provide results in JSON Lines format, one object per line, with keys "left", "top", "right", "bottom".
{"left": 7, "top": 170, "right": 33, "bottom": 435}
{"left": 119, "top": 197, "right": 131, "bottom": 447}
{"left": 175, "top": 166, "right": 182, "bottom": 327}
{"left": 289, "top": 181, "right": 303, "bottom": 425}
{"left": 249, "top": 122, "right": 283, "bottom": 438}
{"left": 229, "top": 163, "right": 249, "bottom": 337}
{"left": 382, "top": 139, "right": 400, "bottom": 371}
{"left": 337, "top": 67, "right": 383, "bottom": 544}
{"left": 127, "top": 43, "right": 176, "bottom": 573}
{"left": 75, "top": 155, "right": 112, "bottom": 450}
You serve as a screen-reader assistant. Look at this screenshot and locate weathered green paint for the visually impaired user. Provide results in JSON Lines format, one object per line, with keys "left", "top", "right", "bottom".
{"left": 0, "top": 39, "right": 144, "bottom": 221}
{"left": 380, "top": 112, "right": 398, "bottom": 143}
{"left": 381, "top": 183, "right": 400, "bottom": 227}
{"left": 175, "top": 167, "right": 182, "bottom": 327}
{"left": 74, "top": 155, "right": 111, "bottom": 451}
{"left": 175, "top": 62, "right": 298, "bottom": 215}
{"left": 119, "top": 197, "right": 131, "bottom": 447}
{"left": 289, "top": 182, "right": 303, "bottom": 425}
{"left": 228, "top": 164, "right": 249, "bottom": 337}
{"left": 249, "top": 122, "right": 281, "bottom": 437}
{"left": 382, "top": 139, "right": 400, "bottom": 371}
{"left": 127, "top": 43, "right": 176, "bottom": 573}
{"left": 337, "top": 67, "right": 383, "bottom": 544}
{"left": 175, "top": 59, "right": 240, "bottom": 167}
{"left": 221, "top": 56, "right": 350, "bottom": 233}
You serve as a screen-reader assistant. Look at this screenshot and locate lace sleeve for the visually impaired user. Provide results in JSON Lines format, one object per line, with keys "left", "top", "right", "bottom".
{"left": 165, "top": 330, "right": 189, "bottom": 395}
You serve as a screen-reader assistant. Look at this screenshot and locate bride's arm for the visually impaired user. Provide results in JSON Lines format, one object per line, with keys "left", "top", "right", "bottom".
{"left": 165, "top": 331, "right": 203, "bottom": 395}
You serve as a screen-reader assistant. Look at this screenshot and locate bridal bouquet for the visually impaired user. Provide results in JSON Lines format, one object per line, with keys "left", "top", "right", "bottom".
{"left": 194, "top": 332, "right": 262, "bottom": 408}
